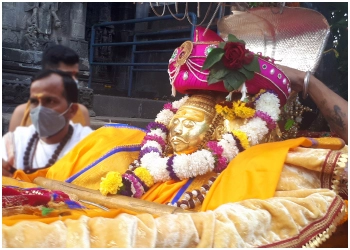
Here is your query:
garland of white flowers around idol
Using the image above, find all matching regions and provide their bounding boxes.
[99,90,281,209]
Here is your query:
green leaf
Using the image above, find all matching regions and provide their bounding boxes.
[284,119,295,130]
[227,34,246,44]
[207,73,223,85]
[238,67,255,80]
[201,48,225,71]
[243,56,260,73]
[219,42,225,49]
[223,79,235,92]
[224,71,246,90]
[41,207,54,216]
[207,61,230,84]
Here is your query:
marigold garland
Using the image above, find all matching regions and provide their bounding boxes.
[100,172,123,196]
[232,130,250,150]
[233,101,255,118]
[215,104,236,121]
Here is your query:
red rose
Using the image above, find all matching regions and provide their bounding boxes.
[222,42,253,69]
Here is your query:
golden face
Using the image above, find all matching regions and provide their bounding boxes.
[168,107,211,154]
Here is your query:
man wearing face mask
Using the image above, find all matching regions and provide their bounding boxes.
[2,70,93,177]
[8,45,91,132]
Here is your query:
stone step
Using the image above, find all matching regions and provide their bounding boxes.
[90,116,154,130]
[93,94,168,119]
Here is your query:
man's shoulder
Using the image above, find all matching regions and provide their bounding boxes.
[13,124,35,135]
[13,103,28,114]
[71,123,93,138]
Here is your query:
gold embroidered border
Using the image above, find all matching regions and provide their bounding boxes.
[320,150,341,191]
[259,195,345,248]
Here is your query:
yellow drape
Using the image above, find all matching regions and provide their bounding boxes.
[45,125,145,187]
[5,123,345,225]
[201,137,345,211]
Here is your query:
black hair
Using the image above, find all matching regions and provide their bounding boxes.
[41,45,79,69]
[31,69,78,103]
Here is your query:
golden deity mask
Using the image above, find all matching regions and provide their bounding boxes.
[168,93,219,154]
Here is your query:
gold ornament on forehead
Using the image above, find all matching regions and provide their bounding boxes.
[175,41,193,66]
[179,94,217,120]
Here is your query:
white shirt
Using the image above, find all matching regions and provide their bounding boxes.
[2,122,93,171]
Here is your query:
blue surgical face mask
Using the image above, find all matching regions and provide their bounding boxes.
[29,104,72,138]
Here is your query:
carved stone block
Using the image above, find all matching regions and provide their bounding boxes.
[80,58,90,72]
[69,39,89,59]
[3,47,42,65]
[78,87,94,109]
[2,29,20,48]
[2,5,17,28]
[2,80,31,104]
[71,23,85,39]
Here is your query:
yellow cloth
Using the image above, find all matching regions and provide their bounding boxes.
[12,125,145,184]
[20,100,88,127]
[6,125,345,225]
[45,125,145,189]
[2,128,347,247]
[202,137,309,211]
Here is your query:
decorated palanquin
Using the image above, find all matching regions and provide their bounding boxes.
[2,7,348,248]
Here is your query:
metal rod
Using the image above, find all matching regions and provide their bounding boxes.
[128,34,137,97]
[92,14,188,28]
[92,38,188,47]
[218,3,224,20]
[79,199,109,211]
[133,50,173,54]
[132,68,167,72]
[88,27,96,88]
[90,62,169,66]
[135,29,191,37]
[188,12,197,41]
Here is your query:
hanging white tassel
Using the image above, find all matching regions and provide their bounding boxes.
[171,84,176,97]
[239,82,247,101]
[168,66,180,97]
[225,91,234,101]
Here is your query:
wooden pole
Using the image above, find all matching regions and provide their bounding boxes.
[33,177,191,217]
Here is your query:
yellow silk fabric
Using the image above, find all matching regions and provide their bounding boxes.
[45,125,145,189]
[141,180,188,204]
[13,125,145,185]
[20,100,88,127]
[202,138,306,211]
[201,137,345,211]
[5,123,345,226]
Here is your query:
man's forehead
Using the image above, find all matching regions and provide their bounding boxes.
[57,62,79,72]
[30,74,64,95]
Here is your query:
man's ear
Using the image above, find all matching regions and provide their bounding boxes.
[67,103,78,120]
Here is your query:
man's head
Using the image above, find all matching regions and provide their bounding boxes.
[168,94,219,154]
[42,45,80,81]
[29,70,79,138]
